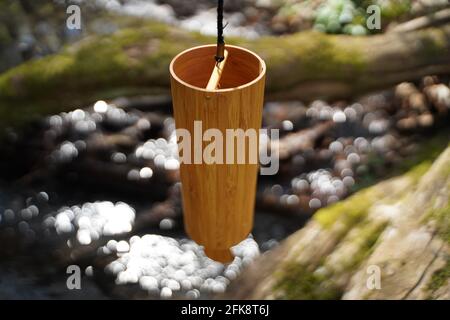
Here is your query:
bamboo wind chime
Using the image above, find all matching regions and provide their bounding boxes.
[169,0,266,263]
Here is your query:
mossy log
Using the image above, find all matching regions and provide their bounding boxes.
[223,134,450,300]
[1,21,450,129]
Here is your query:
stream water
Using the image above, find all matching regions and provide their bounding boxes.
[1,81,449,299]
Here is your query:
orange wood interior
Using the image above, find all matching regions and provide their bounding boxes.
[172,45,261,90]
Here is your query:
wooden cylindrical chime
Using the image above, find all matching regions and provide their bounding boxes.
[169,0,266,263]
[169,44,266,262]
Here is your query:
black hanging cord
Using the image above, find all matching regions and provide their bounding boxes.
[215,0,225,63]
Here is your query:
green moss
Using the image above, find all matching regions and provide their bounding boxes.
[0,21,206,99]
[0,21,210,129]
[419,140,450,243]
[314,186,378,229]
[245,30,367,93]
[425,202,450,244]
[273,263,343,300]
[342,220,387,270]
[274,208,387,299]
[417,28,449,63]
[427,259,450,294]
[378,0,412,20]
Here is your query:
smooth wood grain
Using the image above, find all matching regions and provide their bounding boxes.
[170,44,266,262]
[206,49,229,90]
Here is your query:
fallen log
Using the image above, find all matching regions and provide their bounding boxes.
[1,20,450,129]
[388,8,450,33]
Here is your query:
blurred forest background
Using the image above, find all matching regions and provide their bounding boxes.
[0,0,449,299]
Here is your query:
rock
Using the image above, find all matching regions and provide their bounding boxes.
[223,138,450,299]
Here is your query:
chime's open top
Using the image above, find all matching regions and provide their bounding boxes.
[170,44,266,92]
